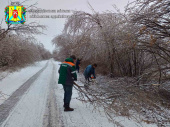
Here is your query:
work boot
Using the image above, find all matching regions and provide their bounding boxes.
[64,103,74,112]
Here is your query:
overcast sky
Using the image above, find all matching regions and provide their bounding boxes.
[0,0,134,52]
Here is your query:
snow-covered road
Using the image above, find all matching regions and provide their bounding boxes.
[0,59,157,127]
[0,60,115,127]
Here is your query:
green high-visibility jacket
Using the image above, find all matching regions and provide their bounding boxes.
[58,58,77,85]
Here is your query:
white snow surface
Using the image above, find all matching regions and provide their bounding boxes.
[1,61,50,127]
[0,60,158,127]
[0,61,48,105]
[55,62,114,127]
[54,61,157,127]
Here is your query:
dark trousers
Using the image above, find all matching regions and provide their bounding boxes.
[62,85,73,104]
[85,76,90,82]
[76,66,79,73]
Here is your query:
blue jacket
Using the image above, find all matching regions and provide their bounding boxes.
[83,65,96,79]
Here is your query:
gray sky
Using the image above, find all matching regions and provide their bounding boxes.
[0,0,134,53]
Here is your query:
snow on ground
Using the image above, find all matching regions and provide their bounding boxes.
[1,60,52,127]
[54,61,157,127]
[0,61,47,105]
[0,60,160,127]
[54,61,115,127]
[0,71,10,81]
[55,85,115,127]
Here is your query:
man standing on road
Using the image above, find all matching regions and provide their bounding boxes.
[83,63,97,86]
[76,58,81,73]
[58,55,77,111]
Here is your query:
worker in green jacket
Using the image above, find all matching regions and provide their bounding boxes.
[58,55,77,111]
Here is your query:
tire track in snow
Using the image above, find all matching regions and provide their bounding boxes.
[0,61,48,125]
[43,61,64,127]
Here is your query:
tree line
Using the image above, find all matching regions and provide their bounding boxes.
[53,0,170,84]
[0,22,51,70]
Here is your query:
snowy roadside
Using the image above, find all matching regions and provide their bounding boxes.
[0,71,10,81]
[54,61,159,127]
[0,60,48,105]
[0,59,167,127]
[54,61,115,127]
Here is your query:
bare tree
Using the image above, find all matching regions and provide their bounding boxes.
[0,1,51,69]
[52,1,170,126]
